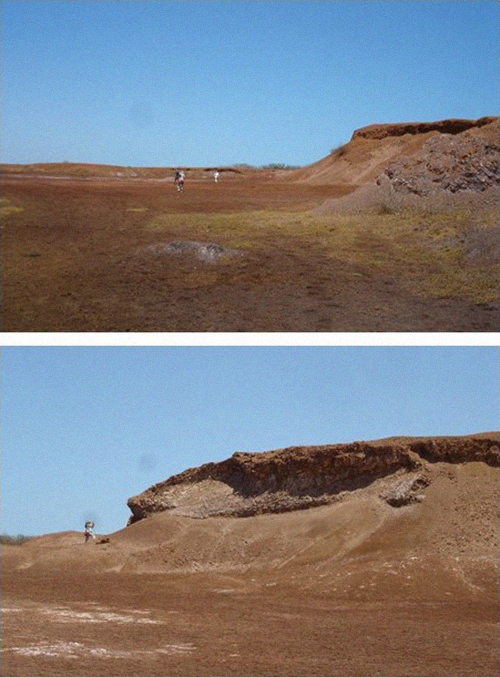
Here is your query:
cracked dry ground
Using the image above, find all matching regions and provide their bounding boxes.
[1,176,497,331]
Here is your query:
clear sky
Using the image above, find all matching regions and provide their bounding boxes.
[2,0,498,167]
[1,346,498,536]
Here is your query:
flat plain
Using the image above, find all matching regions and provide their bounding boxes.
[1,170,497,331]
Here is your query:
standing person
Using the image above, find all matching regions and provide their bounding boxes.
[174,169,185,192]
[213,170,219,183]
[84,520,96,543]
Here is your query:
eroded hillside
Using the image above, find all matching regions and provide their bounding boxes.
[3,432,498,677]
[127,433,499,522]
[291,116,498,186]
[4,431,498,612]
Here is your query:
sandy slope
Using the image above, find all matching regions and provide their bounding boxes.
[4,455,498,591]
[295,116,499,215]
[290,117,498,185]
[2,447,499,676]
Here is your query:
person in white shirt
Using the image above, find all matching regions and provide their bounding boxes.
[84,520,96,543]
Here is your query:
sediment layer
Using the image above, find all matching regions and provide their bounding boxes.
[127,433,499,523]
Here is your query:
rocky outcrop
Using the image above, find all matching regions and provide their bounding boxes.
[379,472,431,507]
[352,117,497,140]
[127,433,499,523]
[378,118,499,195]
[309,116,499,214]
[291,116,499,201]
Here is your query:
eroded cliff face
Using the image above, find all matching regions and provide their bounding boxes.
[351,117,497,140]
[127,433,499,524]
[291,116,499,189]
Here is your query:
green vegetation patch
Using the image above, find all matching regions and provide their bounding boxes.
[147,207,499,303]
[147,211,277,250]
[0,198,24,218]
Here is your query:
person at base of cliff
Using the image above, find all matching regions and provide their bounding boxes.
[84,520,96,543]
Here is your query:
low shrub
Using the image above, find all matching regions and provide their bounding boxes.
[0,534,34,545]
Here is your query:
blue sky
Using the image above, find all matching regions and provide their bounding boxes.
[2,1,498,167]
[1,346,498,536]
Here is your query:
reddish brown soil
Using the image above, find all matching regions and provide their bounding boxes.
[2,567,497,677]
[289,117,498,186]
[1,175,497,332]
[2,458,498,677]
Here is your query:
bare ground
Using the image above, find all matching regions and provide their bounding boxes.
[1,174,498,332]
[2,569,497,677]
[2,460,498,676]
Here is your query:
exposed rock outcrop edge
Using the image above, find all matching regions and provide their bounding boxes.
[351,117,497,140]
[127,433,499,524]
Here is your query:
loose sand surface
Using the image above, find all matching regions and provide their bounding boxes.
[2,461,498,676]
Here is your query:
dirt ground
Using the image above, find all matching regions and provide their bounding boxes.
[2,461,498,677]
[2,568,497,677]
[1,175,497,332]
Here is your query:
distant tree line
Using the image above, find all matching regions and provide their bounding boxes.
[260,163,301,170]
[232,163,302,170]
[0,534,34,545]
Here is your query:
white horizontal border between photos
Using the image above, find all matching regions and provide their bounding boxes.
[1,333,499,347]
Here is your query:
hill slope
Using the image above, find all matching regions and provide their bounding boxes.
[3,433,498,677]
[3,433,496,604]
[290,116,498,186]
[4,434,498,593]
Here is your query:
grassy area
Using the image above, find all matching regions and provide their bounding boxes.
[147,207,499,303]
[0,197,24,218]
